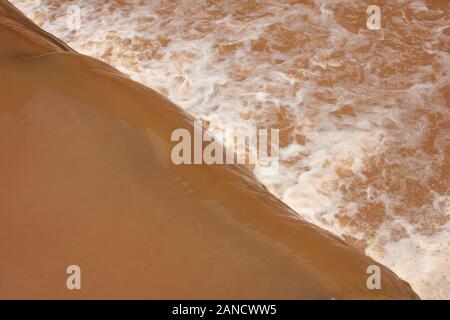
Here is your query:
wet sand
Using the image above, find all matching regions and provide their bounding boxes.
[0,2,418,299]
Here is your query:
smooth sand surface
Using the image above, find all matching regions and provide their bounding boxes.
[0,1,418,299]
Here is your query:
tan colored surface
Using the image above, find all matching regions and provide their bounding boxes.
[9,0,449,298]
[0,1,417,299]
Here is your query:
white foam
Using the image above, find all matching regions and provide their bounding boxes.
[11,0,450,299]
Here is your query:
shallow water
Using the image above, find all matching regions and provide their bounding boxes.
[9,0,449,298]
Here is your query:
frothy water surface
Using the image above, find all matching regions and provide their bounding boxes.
[11,0,449,299]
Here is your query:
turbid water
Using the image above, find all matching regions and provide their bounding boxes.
[0,1,419,299]
[11,0,448,299]
[4,0,449,299]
